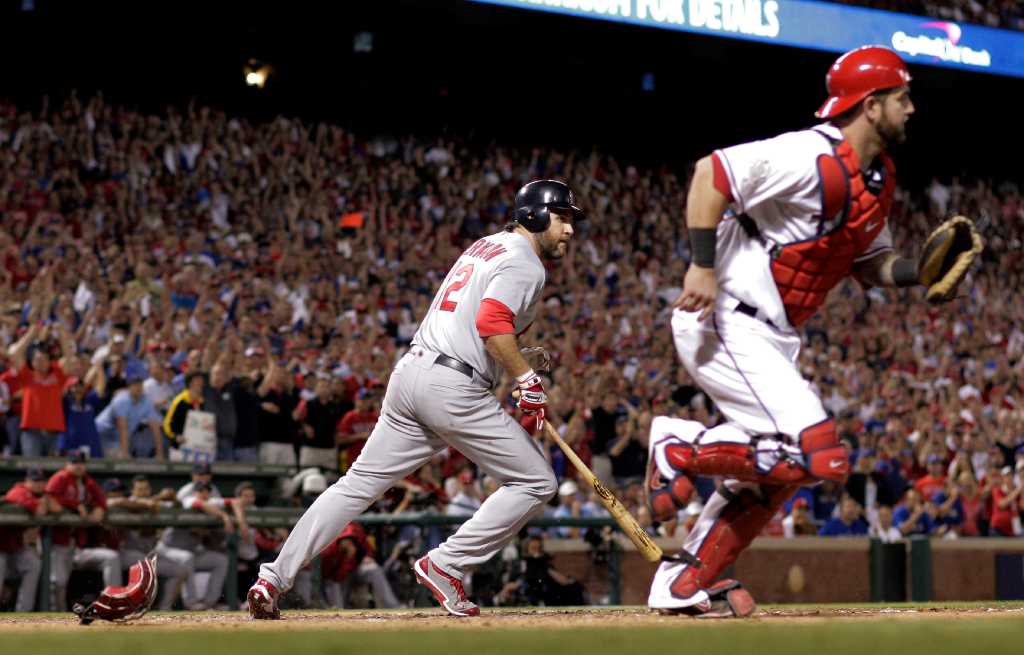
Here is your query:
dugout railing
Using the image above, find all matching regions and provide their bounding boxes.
[0,507,630,611]
[4,506,1024,610]
[0,457,293,504]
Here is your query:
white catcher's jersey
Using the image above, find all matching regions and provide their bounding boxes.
[712,123,894,330]
[413,230,545,385]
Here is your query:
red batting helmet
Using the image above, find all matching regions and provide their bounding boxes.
[815,46,911,119]
[73,553,158,624]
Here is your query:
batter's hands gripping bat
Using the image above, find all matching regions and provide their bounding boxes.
[541,420,700,568]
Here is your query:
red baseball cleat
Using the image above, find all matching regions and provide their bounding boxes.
[413,555,479,617]
[247,578,281,620]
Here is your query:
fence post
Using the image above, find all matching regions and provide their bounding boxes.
[909,536,933,602]
[869,538,882,602]
[226,532,239,610]
[869,538,907,602]
[39,526,52,612]
[608,537,621,606]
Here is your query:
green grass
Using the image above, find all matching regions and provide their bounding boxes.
[3,620,1024,655]
[3,604,1024,655]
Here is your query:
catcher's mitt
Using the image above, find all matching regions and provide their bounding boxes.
[917,215,984,303]
[520,346,551,373]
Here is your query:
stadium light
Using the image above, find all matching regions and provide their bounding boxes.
[244,60,271,89]
[245,70,266,88]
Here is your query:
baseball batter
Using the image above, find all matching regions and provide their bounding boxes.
[644,46,979,618]
[248,180,581,618]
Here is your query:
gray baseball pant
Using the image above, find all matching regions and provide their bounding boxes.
[259,350,556,591]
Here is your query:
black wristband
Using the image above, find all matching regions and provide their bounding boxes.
[892,257,919,287]
[689,228,717,268]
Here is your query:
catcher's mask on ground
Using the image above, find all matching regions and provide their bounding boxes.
[74,553,159,625]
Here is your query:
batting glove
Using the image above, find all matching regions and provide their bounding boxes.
[515,369,547,431]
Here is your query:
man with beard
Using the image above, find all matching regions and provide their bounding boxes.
[643,47,967,618]
[249,180,580,619]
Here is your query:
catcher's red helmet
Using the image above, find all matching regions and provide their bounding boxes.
[816,46,911,119]
[74,553,158,624]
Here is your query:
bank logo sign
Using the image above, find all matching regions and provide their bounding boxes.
[891,21,992,68]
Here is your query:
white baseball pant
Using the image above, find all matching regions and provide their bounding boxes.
[50,545,122,611]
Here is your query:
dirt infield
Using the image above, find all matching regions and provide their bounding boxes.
[1,604,1022,632]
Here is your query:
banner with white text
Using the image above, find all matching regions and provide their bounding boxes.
[468,0,1024,78]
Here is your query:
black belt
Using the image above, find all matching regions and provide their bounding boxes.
[435,354,474,378]
[735,301,776,328]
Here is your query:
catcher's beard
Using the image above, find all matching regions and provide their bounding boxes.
[876,114,907,147]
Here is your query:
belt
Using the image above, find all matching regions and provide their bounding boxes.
[434,354,474,378]
[734,301,777,329]
[410,346,475,379]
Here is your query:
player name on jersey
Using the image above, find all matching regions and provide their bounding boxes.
[463,239,508,262]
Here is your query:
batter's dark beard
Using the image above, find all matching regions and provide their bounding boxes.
[539,236,566,260]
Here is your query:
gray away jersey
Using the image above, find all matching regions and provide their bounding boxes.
[412,230,546,385]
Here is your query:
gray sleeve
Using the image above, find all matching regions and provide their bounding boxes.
[481,259,544,317]
[854,224,894,263]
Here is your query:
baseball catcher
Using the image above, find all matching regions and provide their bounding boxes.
[647,45,985,619]
[73,553,158,624]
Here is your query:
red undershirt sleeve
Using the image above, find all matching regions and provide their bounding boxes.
[711,152,734,202]
[476,298,516,338]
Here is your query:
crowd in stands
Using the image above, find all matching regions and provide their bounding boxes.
[1,91,1023,611]
[829,0,1024,30]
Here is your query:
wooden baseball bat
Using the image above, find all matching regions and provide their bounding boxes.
[542,420,663,563]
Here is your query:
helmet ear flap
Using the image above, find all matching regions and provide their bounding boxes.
[514,206,531,225]
[513,206,550,232]
[531,206,551,232]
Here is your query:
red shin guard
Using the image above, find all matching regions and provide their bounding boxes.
[670,485,798,601]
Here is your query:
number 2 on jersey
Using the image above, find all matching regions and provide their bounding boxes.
[439,263,475,312]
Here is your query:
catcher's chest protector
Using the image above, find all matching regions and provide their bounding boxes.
[769,138,895,326]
